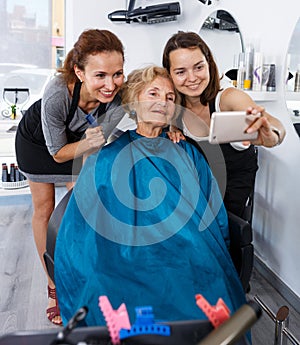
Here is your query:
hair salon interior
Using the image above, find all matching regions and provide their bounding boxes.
[1,0,300,344]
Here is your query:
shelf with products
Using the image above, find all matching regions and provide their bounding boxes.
[229,50,278,102]
[1,159,28,193]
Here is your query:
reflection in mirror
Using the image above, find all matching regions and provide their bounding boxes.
[199,10,243,86]
[286,17,300,136]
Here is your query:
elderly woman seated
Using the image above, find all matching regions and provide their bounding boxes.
[54,65,246,326]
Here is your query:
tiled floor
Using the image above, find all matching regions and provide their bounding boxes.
[247,268,300,344]
[0,190,299,344]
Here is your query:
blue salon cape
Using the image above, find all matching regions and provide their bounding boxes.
[54,130,246,326]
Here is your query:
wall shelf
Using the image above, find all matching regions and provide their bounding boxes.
[290,115,300,123]
[245,91,278,102]
[285,91,300,101]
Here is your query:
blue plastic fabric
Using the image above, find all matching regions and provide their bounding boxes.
[54,130,246,326]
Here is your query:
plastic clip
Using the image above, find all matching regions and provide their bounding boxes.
[98,295,131,345]
[119,306,170,339]
[195,294,230,328]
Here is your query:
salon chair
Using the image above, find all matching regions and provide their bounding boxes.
[43,189,253,292]
[240,190,254,225]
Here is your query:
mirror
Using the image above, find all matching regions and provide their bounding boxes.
[285,17,300,136]
[199,10,244,85]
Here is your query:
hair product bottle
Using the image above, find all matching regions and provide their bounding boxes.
[266,64,276,92]
[1,163,8,182]
[252,52,263,91]
[243,45,254,90]
[231,53,239,87]
[294,65,300,92]
[9,163,15,182]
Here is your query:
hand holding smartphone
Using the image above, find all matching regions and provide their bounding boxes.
[208,111,260,144]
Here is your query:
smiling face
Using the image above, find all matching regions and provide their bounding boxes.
[136,76,176,129]
[75,51,124,103]
[169,47,210,99]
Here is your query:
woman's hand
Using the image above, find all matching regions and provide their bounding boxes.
[243,106,283,147]
[53,126,106,164]
[167,125,186,143]
[85,126,106,151]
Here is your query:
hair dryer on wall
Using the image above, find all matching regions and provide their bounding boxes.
[108,0,181,24]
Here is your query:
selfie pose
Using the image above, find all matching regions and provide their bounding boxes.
[162,31,286,218]
[54,66,246,327]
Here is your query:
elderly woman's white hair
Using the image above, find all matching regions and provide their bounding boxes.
[121,65,181,120]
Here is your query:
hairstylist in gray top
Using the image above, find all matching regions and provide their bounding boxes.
[15,29,126,326]
[42,75,123,158]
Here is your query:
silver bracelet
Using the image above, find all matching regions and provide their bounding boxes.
[271,126,282,146]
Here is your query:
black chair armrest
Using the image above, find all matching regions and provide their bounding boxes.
[228,211,253,292]
[228,211,252,246]
[43,188,73,282]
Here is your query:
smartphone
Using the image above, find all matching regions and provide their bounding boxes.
[208,111,260,144]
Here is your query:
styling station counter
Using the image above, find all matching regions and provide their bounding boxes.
[0,118,30,197]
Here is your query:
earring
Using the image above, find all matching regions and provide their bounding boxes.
[129,109,137,117]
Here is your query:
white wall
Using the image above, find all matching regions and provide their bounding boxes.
[65,0,300,297]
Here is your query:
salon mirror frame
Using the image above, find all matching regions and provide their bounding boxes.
[199,9,244,85]
[285,17,300,137]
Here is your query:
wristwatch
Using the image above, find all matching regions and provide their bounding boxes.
[271,126,282,146]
